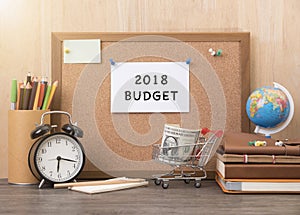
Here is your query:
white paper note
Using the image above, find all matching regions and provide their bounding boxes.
[63,39,101,63]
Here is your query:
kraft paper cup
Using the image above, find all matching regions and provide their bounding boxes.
[8,110,50,185]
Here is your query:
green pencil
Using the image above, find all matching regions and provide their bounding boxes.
[10,79,17,110]
[42,84,52,110]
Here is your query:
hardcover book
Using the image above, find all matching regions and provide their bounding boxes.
[216,171,300,193]
[216,158,300,179]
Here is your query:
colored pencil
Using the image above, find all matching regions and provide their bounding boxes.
[18,84,25,110]
[26,72,32,85]
[28,77,38,110]
[10,79,17,110]
[22,82,32,110]
[45,80,58,110]
[37,82,46,109]
[33,82,41,110]
[42,84,52,110]
[16,82,22,110]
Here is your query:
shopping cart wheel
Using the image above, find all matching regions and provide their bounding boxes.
[162,182,169,189]
[154,179,161,186]
[184,179,190,184]
[194,180,201,188]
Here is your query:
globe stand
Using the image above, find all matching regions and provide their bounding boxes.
[254,82,294,138]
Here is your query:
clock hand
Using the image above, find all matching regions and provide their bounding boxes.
[57,156,61,172]
[60,157,77,162]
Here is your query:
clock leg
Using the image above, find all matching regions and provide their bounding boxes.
[38,179,45,189]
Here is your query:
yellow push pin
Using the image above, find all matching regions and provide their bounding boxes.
[64,48,70,54]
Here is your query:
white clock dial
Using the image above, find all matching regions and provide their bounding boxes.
[34,133,84,183]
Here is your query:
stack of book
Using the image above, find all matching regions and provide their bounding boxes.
[215,132,300,193]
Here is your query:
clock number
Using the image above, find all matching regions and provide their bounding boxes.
[41,166,46,171]
[72,146,75,152]
[67,170,71,176]
[65,140,68,146]
[41,149,47,154]
[73,163,76,169]
[56,138,61,144]
[49,171,53,177]
[58,173,62,179]
[47,142,52,147]
[37,157,43,162]
[75,155,79,160]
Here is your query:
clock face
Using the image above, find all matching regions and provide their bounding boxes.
[34,133,85,183]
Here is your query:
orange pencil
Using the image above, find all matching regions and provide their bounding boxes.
[37,82,46,109]
[16,82,22,110]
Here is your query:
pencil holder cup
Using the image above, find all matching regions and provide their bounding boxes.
[8,110,50,184]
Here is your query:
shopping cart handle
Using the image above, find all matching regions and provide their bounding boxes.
[201,127,210,135]
[214,130,224,138]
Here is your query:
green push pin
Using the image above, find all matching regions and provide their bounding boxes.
[216,49,222,56]
[248,141,255,146]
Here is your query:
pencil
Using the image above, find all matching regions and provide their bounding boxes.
[33,82,41,110]
[28,77,38,110]
[22,82,32,110]
[42,84,52,110]
[37,82,46,109]
[16,82,22,110]
[26,72,32,85]
[54,178,146,189]
[18,84,25,110]
[10,79,17,110]
[43,77,48,100]
[45,80,58,110]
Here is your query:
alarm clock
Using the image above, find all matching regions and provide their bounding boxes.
[28,111,85,188]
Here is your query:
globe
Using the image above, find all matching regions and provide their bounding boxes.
[246,86,290,128]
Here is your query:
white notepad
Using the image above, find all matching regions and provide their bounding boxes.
[70,181,149,194]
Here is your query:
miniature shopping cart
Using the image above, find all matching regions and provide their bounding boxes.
[152,130,223,189]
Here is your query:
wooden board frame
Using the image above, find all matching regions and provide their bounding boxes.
[51,32,250,178]
[52,32,250,130]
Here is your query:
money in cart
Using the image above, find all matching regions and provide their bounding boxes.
[152,125,223,189]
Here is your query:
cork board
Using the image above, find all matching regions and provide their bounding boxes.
[51,32,250,179]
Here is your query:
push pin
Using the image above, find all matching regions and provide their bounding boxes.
[208,48,222,56]
[64,48,70,54]
[248,140,267,147]
[109,58,115,66]
[185,58,191,65]
[208,48,216,56]
[275,140,284,147]
[216,49,222,56]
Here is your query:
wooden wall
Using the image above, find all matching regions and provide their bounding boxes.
[1,0,299,178]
